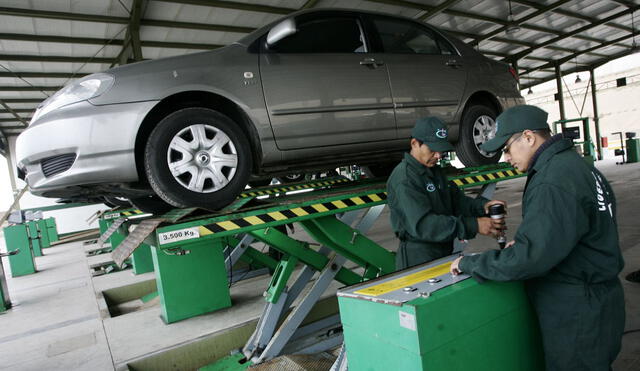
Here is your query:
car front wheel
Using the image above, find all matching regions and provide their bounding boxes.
[454,105,501,166]
[144,108,251,211]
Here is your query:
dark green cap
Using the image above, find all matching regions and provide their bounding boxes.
[480,105,550,152]
[411,117,455,152]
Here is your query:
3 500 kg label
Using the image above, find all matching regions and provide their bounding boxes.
[158,227,200,245]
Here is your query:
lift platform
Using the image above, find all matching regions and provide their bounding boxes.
[108,163,525,367]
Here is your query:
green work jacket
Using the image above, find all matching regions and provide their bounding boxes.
[459,138,625,371]
[387,153,487,269]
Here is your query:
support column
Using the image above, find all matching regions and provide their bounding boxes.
[590,68,603,160]
[4,152,20,210]
[555,63,566,121]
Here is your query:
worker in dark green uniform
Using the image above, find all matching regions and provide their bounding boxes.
[450,105,625,371]
[387,116,506,270]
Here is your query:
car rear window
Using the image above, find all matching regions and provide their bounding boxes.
[270,17,366,53]
[373,17,455,55]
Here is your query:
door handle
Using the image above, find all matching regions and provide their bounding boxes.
[446,59,463,68]
[360,58,385,68]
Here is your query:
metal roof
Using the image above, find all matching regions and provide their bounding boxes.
[0,0,638,140]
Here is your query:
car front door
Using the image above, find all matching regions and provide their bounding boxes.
[259,15,396,150]
[368,16,467,139]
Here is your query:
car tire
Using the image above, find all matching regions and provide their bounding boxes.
[144,107,252,211]
[248,178,273,188]
[130,195,174,215]
[276,173,305,184]
[454,105,501,166]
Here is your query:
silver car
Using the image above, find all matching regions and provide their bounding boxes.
[16,8,523,213]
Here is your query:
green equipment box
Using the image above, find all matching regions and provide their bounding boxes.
[337,256,544,371]
[3,224,37,277]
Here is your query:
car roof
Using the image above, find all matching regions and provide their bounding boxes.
[236,7,450,47]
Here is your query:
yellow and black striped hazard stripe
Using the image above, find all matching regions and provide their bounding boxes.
[240,178,350,198]
[122,209,145,216]
[451,169,523,187]
[199,192,387,235]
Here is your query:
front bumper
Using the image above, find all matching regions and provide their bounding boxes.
[15,100,158,197]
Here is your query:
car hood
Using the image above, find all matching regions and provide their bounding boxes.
[90,43,252,105]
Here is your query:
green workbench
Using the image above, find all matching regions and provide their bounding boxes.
[337,257,544,371]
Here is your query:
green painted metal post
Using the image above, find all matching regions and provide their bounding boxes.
[26,221,43,257]
[0,258,11,311]
[3,224,37,276]
[151,238,231,323]
[37,219,51,248]
[45,217,58,242]
[131,243,155,275]
[0,284,8,312]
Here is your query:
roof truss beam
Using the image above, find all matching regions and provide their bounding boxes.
[511,5,640,61]
[0,54,113,64]
[521,32,635,77]
[0,33,222,50]
[417,0,463,21]
[512,0,633,34]
[152,0,292,15]
[0,99,28,126]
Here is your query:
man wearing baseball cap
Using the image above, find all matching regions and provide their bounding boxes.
[387,116,506,269]
[450,105,625,370]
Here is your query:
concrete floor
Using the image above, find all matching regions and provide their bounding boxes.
[0,158,638,370]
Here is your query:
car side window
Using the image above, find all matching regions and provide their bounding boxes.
[270,17,366,53]
[373,18,451,55]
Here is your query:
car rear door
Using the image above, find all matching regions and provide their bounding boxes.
[259,14,396,150]
[367,15,467,139]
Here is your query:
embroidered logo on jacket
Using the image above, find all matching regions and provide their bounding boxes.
[426,183,436,192]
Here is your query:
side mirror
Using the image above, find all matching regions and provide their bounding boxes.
[266,18,297,46]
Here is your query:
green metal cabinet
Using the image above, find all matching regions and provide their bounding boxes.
[626,138,640,163]
[338,260,544,371]
[3,224,37,276]
[151,239,231,323]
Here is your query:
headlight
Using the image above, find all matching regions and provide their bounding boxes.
[32,73,114,123]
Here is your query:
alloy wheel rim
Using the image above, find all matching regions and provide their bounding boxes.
[472,115,497,157]
[167,124,238,193]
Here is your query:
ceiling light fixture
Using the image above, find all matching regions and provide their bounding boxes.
[505,0,521,35]
[574,57,582,84]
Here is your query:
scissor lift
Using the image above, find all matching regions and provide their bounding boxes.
[109,163,525,367]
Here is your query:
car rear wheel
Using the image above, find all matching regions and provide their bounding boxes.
[276,173,305,184]
[454,105,501,166]
[144,108,251,211]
